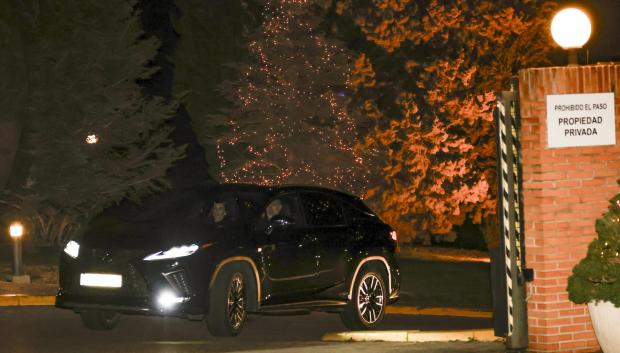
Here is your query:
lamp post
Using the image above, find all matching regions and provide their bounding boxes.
[551,8,592,66]
[9,221,30,283]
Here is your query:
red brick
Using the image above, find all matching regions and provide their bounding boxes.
[573,332,597,340]
[566,170,595,179]
[559,324,587,333]
[521,65,619,352]
[558,308,587,319]
[556,180,582,188]
[571,315,593,324]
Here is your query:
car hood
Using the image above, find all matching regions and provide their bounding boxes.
[81,219,225,251]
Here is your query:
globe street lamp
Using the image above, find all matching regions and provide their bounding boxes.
[551,8,592,65]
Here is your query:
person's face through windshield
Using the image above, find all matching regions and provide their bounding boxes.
[212,202,227,223]
[265,199,282,220]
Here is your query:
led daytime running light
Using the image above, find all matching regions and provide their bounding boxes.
[143,244,199,261]
[64,240,80,259]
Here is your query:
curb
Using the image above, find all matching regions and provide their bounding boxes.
[0,295,55,306]
[387,306,492,319]
[397,249,490,263]
[321,328,500,343]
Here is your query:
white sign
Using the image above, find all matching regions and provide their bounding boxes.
[546,92,616,148]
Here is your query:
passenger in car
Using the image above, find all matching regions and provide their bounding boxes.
[265,199,283,220]
[254,198,291,233]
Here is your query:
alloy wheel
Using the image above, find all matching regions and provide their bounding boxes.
[227,272,246,330]
[357,273,384,324]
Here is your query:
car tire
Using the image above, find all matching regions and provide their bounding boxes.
[340,268,386,330]
[79,310,120,330]
[206,265,247,337]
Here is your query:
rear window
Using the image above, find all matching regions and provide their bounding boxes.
[341,197,379,222]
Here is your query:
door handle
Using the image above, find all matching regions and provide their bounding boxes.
[259,244,276,253]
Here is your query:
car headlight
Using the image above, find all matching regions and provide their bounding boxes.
[64,240,80,259]
[143,244,199,261]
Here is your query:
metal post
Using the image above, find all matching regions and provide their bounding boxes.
[12,236,23,276]
[8,222,29,283]
[567,49,578,66]
[495,77,530,352]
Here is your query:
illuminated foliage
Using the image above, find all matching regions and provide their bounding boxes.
[208,0,372,193]
[0,0,184,245]
[340,0,557,241]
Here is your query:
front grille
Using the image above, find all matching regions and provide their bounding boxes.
[67,248,149,297]
[163,270,193,296]
[125,263,148,296]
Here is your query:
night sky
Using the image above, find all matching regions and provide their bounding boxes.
[574,0,620,63]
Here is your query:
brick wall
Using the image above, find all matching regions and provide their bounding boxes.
[520,64,620,353]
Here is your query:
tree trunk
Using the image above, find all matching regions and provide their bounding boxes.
[0,120,20,192]
[482,214,500,250]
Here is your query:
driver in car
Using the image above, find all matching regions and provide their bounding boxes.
[207,199,238,231]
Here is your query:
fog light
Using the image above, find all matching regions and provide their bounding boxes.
[157,290,187,310]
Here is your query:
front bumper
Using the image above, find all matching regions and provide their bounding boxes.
[56,249,206,318]
[56,292,153,314]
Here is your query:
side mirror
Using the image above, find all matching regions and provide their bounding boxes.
[265,215,295,235]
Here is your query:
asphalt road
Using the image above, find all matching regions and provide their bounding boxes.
[0,307,501,353]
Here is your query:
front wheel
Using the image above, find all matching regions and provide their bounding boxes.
[79,310,120,330]
[340,269,386,330]
[206,266,247,337]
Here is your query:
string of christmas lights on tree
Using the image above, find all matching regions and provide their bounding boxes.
[213,0,370,193]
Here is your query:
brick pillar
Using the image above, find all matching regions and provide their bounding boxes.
[520,64,620,353]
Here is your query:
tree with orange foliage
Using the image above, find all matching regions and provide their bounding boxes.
[339,0,557,244]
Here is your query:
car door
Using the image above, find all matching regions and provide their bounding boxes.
[254,192,320,302]
[299,192,349,290]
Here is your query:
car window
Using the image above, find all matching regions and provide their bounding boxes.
[341,200,378,222]
[300,192,345,227]
[253,193,303,232]
[203,194,240,227]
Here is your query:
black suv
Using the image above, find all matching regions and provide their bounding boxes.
[56,184,400,336]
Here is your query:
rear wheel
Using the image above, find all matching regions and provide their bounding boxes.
[79,310,120,330]
[340,269,386,330]
[206,266,247,336]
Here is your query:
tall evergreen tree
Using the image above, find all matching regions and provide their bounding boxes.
[338,0,557,242]
[207,0,371,193]
[0,0,184,245]
[171,0,260,178]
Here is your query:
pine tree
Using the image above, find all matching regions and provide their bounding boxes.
[338,0,557,242]
[171,0,260,176]
[204,0,371,193]
[569,183,620,305]
[0,0,184,245]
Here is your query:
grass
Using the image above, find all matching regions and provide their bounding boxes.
[0,245,61,284]
[396,256,492,310]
